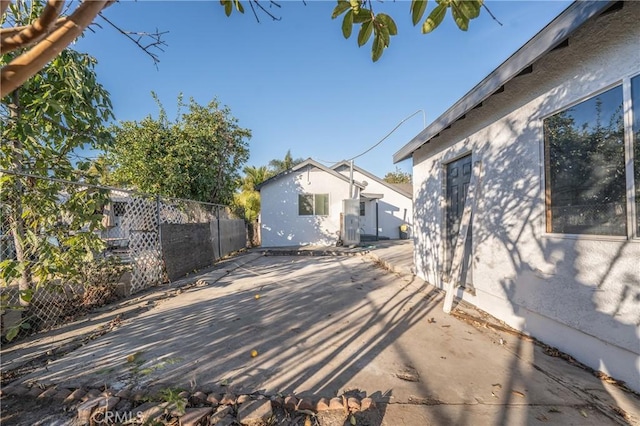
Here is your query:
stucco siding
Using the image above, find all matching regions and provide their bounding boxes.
[260,168,349,247]
[412,4,640,389]
[350,170,413,239]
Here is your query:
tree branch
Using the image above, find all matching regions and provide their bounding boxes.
[0,0,11,19]
[252,0,281,21]
[1,0,111,98]
[1,0,65,54]
[97,12,168,67]
[483,4,503,27]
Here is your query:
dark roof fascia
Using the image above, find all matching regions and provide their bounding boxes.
[256,158,365,191]
[332,161,412,199]
[392,0,615,163]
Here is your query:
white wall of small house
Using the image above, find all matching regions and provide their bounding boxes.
[335,168,413,239]
[260,167,351,247]
[412,4,640,390]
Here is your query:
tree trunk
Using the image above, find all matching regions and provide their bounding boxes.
[7,89,32,308]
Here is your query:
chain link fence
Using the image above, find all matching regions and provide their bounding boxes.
[1,171,246,342]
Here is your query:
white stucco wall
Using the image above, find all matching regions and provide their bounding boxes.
[412,4,640,390]
[260,166,350,247]
[334,167,413,239]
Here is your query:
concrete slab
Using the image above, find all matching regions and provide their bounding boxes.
[2,246,638,425]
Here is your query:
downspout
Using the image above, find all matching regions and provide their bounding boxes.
[349,160,354,199]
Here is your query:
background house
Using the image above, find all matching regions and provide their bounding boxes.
[258,159,413,247]
[394,1,640,391]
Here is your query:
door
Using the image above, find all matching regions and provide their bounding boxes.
[445,155,473,289]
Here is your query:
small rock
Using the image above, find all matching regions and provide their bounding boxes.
[210,405,232,424]
[114,398,133,412]
[76,397,102,424]
[52,388,72,401]
[329,397,343,410]
[115,388,131,399]
[135,402,165,422]
[284,396,298,410]
[270,396,283,407]
[28,387,43,398]
[215,416,236,426]
[207,393,221,406]
[178,390,191,400]
[360,398,375,411]
[65,388,86,403]
[101,388,114,397]
[316,398,330,411]
[37,387,59,399]
[347,397,360,411]
[83,388,101,401]
[237,399,273,426]
[4,383,29,396]
[237,394,251,405]
[179,407,213,426]
[297,398,314,411]
[220,392,237,405]
[191,391,208,405]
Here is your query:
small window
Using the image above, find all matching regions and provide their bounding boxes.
[359,201,366,216]
[544,85,626,235]
[298,194,329,216]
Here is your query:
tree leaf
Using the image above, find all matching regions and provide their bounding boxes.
[372,33,384,62]
[342,9,354,38]
[451,4,469,31]
[224,0,232,16]
[422,4,447,33]
[332,0,351,19]
[377,13,397,35]
[353,8,372,24]
[358,20,373,47]
[234,0,244,13]
[5,326,18,342]
[411,0,428,26]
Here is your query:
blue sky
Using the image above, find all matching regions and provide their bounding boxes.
[73,0,572,178]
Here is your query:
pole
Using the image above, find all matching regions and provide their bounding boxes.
[349,160,354,199]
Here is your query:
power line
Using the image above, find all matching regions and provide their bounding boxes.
[316,109,425,165]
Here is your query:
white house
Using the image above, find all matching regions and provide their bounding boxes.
[394,1,640,391]
[258,159,413,247]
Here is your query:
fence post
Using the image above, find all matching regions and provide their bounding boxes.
[156,194,162,280]
[216,205,222,260]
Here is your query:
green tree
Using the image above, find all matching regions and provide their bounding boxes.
[1,2,114,331]
[268,150,304,174]
[383,167,412,184]
[108,94,251,204]
[233,165,273,222]
[1,0,488,97]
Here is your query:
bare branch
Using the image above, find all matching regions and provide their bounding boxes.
[483,4,503,27]
[98,12,168,67]
[248,0,260,23]
[1,0,110,97]
[253,0,281,21]
[1,0,66,54]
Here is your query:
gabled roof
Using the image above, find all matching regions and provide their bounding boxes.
[256,158,366,190]
[393,0,617,163]
[331,161,412,199]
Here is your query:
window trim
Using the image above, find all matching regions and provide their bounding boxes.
[540,73,640,240]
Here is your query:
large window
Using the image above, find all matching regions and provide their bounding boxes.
[544,75,640,237]
[632,75,640,236]
[298,194,329,216]
[544,85,625,235]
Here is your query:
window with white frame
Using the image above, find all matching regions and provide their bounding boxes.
[543,74,640,237]
[298,194,329,216]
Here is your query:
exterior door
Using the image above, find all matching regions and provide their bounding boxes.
[445,155,473,288]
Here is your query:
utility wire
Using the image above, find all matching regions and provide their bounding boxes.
[316,109,425,165]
